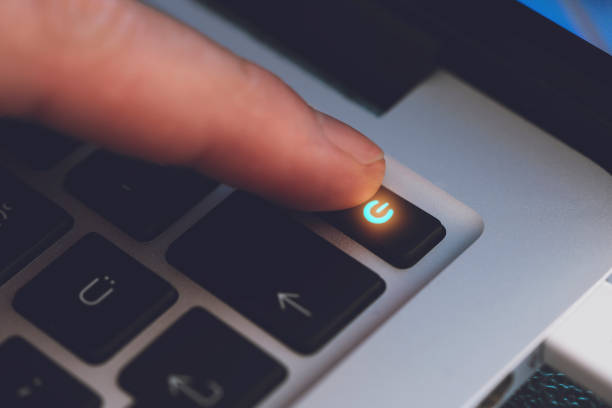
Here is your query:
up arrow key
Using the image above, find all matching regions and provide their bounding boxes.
[277,292,312,318]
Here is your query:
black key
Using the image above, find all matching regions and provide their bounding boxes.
[167,192,385,354]
[0,120,78,170]
[65,150,218,241]
[322,186,446,269]
[0,168,73,286]
[13,234,178,364]
[120,308,286,408]
[0,337,101,408]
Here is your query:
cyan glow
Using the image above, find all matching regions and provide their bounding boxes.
[363,200,394,224]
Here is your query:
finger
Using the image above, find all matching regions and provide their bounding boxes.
[0,0,385,210]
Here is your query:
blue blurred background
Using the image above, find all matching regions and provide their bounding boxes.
[518,0,612,55]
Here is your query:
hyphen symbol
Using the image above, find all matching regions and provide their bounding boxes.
[363,200,394,224]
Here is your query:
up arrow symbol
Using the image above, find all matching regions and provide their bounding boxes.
[277,292,312,318]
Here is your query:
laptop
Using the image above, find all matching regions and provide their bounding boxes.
[0,0,610,407]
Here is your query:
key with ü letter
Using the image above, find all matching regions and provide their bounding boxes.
[322,187,446,268]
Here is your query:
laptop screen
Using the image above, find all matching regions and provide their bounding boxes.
[518,0,612,55]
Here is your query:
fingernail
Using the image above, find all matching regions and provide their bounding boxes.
[316,111,384,165]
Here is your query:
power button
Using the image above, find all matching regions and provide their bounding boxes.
[363,200,394,224]
[321,187,445,268]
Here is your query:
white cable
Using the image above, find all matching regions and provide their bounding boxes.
[544,268,612,404]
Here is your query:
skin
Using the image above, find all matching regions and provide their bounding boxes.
[0,0,385,210]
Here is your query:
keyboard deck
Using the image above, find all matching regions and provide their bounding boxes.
[0,115,480,407]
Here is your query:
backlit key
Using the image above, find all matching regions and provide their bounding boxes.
[322,186,445,268]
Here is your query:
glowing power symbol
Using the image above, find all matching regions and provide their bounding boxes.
[363,200,394,224]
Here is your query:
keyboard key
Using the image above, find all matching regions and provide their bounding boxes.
[119,308,286,408]
[0,168,73,286]
[0,119,78,170]
[167,192,385,354]
[65,150,218,241]
[0,337,101,408]
[13,234,178,364]
[322,186,446,268]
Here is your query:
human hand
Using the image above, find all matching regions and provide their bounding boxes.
[0,0,385,210]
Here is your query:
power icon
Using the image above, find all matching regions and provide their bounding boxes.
[363,200,394,224]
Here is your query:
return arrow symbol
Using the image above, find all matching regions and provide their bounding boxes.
[168,374,224,407]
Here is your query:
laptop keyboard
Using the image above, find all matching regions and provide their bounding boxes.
[504,364,611,408]
[0,118,454,407]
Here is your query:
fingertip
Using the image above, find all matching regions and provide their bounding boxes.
[316,111,384,165]
[321,157,386,211]
[270,156,386,212]
[2,0,386,214]
[353,157,387,204]
[271,111,384,211]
